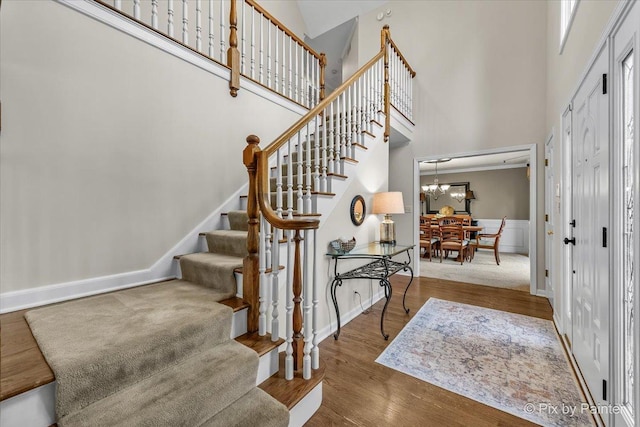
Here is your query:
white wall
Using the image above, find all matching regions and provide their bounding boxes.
[0,0,307,294]
[355,0,548,290]
[545,0,620,303]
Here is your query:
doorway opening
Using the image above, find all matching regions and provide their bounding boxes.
[413,145,538,295]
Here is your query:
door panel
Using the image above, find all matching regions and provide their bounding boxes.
[571,43,610,408]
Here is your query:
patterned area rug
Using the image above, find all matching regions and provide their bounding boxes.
[376,299,592,426]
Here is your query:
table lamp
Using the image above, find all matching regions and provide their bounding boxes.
[372,192,405,245]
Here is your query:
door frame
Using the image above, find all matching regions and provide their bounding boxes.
[412,144,538,295]
[544,130,556,319]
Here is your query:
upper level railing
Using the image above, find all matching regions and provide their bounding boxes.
[243,25,415,381]
[387,37,416,122]
[99,0,325,106]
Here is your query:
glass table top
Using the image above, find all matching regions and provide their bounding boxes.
[326,242,414,257]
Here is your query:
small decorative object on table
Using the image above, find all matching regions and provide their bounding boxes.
[330,237,356,253]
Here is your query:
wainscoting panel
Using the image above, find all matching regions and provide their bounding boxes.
[475,219,529,255]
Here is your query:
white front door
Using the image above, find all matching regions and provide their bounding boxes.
[571,42,610,411]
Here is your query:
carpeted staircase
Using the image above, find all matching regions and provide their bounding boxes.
[25,210,289,427]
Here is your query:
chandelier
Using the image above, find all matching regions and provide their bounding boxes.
[422,159,450,199]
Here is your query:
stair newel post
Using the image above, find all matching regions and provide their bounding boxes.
[302,229,312,379]
[292,230,304,373]
[311,228,319,370]
[243,135,261,333]
[383,25,391,142]
[227,0,240,97]
[319,53,326,101]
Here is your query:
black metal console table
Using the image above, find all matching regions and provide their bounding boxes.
[327,242,414,340]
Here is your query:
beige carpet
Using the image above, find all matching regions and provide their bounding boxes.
[421,250,531,292]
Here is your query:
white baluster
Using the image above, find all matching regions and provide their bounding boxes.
[276,148,283,219]
[133,0,140,20]
[259,215,267,336]
[181,0,188,45]
[240,0,245,73]
[288,37,293,99]
[294,42,299,103]
[196,0,202,52]
[285,228,294,380]
[328,101,335,175]
[304,123,312,214]
[340,93,346,160]
[302,51,307,107]
[355,77,361,147]
[219,0,225,62]
[267,21,272,88]
[296,132,304,213]
[345,89,352,159]
[259,15,264,84]
[282,33,287,98]
[168,0,174,37]
[274,29,279,92]
[311,229,319,369]
[287,137,294,219]
[250,8,255,79]
[321,106,328,192]
[151,0,158,29]
[313,116,320,192]
[271,224,280,340]
[114,0,121,10]
[265,224,272,289]
[208,0,214,57]
[302,229,312,379]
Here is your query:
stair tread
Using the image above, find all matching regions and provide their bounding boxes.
[24,280,234,418]
[233,265,285,274]
[236,332,285,357]
[219,297,250,312]
[259,352,325,410]
[327,172,348,179]
[60,340,258,427]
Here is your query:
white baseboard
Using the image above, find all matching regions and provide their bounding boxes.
[0,183,248,314]
[316,289,385,344]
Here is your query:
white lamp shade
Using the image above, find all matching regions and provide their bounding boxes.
[372,191,405,214]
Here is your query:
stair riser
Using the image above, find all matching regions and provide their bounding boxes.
[60,342,259,427]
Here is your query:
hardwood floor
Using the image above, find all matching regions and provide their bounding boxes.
[306,275,552,427]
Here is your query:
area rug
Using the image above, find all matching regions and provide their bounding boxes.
[421,251,531,292]
[376,298,593,426]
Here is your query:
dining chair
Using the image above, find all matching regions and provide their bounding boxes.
[437,217,468,265]
[470,216,507,265]
[420,224,439,261]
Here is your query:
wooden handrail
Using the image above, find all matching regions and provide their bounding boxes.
[262,50,385,157]
[388,37,416,78]
[244,0,322,60]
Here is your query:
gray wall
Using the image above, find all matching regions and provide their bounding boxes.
[421,168,530,220]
